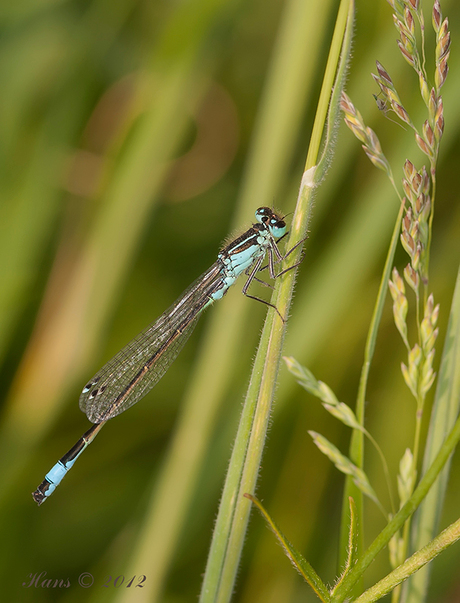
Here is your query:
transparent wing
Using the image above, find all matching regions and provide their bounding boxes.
[79,263,222,423]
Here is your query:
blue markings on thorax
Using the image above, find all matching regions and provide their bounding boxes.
[211,226,270,301]
[209,208,287,303]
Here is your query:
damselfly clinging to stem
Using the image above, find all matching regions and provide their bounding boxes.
[33,207,303,505]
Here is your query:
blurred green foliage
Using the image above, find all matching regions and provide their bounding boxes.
[1,0,459,602]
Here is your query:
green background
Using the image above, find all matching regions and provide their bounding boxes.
[0,0,459,601]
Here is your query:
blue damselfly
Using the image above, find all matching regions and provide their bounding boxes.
[32,207,301,505]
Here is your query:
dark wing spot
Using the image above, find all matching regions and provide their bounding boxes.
[82,376,100,394]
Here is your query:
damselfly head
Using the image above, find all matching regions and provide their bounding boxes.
[254,207,273,224]
[268,217,286,239]
[254,207,286,239]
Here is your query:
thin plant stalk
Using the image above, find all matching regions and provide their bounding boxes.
[340,198,405,564]
[199,1,354,601]
[332,404,460,602]
[354,515,460,603]
[405,268,460,602]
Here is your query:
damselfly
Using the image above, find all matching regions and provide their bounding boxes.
[32,207,301,505]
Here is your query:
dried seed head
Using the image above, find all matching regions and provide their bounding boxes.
[391,101,412,125]
[415,193,425,214]
[423,121,435,149]
[388,0,406,15]
[401,362,417,397]
[378,81,391,100]
[428,88,437,122]
[371,72,411,127]
[415,132,432,157]
[397,40,416,67]
[404,159,415,180]
[432,0,442,32]
[412,242,422,271]
[401,230,416,255]
[404,7,415,35]
[403,207,413,231]
[435,56,449,90]
[344,117,367,144]
[436,26,451,62]
[388,279,399,302]
[420,195,431,222]
[341,93,391,176]
[421,350,436,396]
[372,72,382,88]
[403,343,423,396]
[421,317,432,344]
[435,98,444,139]
[425,293,434,317]
[376,82,398,107]
[421,316,439,354]
[434,15,451,92]
[419,72,430,107]
[376,60,394,86]
[363,146,391,172]
[404,262,419,291]
[418,220,429,247]
[341,94,370,144]
[440,17,449,36]
[432,303,440,326]
[426,328,439,353]
[392,296,409,345]
[409,219,420,241]
[412,172,422,195]
[409,343,422,367]
[398,448,416,507]
[424,348,436,368]
[403,180,412,201]
[400,31,415,55]
[340,92,354,113]
[367,128,383,153]
[421,166,430,193]
[392,266,405,293]
[419,294,441,355]
[389,268,407,303]
[394,16,412,41]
